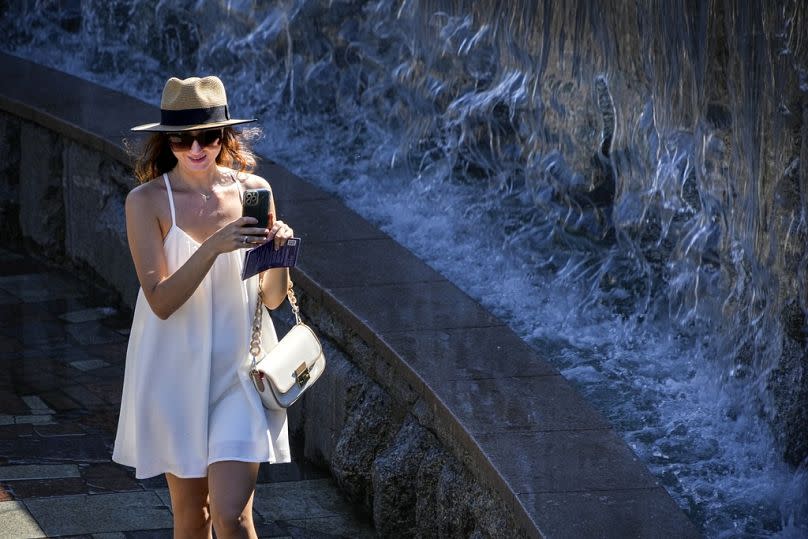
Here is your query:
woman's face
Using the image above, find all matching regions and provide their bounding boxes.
[167,128,223,172]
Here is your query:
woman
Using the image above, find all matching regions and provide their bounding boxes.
[112,76,294,539]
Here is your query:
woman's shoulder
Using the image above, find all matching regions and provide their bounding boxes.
[230,168,270,190]
[126,177,165,208]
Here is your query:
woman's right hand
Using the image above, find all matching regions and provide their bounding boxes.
[205,216,270,254]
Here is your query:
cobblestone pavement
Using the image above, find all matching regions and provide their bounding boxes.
[0,245,374,538]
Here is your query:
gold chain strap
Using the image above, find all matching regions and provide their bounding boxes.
[287,280,302,325]
[249,273,301,367]
[249,273,265,362]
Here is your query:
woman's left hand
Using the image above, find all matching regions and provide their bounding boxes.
[267,219,294,251]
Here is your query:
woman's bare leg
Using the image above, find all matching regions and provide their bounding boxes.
[208,461,260,539]
[165,473,212,539]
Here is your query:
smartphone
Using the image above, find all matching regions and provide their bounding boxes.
[242,188,271,229]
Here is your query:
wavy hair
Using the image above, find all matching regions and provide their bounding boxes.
[129,127,260,184]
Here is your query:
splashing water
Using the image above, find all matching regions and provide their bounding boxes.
[2,1,808,536]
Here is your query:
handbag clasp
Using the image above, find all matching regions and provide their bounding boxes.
[295,363,310,387]
[250,369,265,392]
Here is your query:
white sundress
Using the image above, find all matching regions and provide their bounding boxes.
[112,173,290,479]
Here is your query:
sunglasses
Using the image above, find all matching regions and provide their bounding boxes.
[167,129,223,149]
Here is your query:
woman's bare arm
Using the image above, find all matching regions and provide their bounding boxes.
[126,184,264,319]
[242,176,292,310]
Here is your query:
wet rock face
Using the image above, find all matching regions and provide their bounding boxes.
[330,382,400,511]
[298,308,521,536]
[0,112,21,241]
[371,418,435,535]
[19,123,65,253]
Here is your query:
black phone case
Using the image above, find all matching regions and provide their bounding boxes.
[242,188,271,229]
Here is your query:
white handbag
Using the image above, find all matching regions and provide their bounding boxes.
[249,275,326,408]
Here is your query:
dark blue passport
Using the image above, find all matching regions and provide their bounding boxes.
[241,238,301,280]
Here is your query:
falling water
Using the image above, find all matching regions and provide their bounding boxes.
[2,1,807,536]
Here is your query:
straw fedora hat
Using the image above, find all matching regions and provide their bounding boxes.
[131,76,256,132]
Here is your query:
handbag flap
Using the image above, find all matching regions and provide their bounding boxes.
[260,324,323,394]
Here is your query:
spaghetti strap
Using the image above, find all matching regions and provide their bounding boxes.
[231,171,244,205]
[163,173,176,227]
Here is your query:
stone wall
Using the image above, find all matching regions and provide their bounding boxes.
[0,111,139,305]
[0,109,525,538]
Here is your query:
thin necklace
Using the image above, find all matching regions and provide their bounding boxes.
[172,174,216,201]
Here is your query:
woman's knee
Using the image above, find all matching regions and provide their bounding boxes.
[210,504,252,534]
[207,461,258,536]
[174,503,211,532]
[165,474,211,534]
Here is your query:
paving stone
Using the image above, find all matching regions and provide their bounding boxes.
[0,434,110,462]
[0,335,22,354]
[0,415,15,426]
[257,461,331,483]
[63,384,106,408]
[24,491,173,535]
[138,475,168,490]
[38,389,82,411]
[253,479,359,521]
[0,273,85,302]
[0,390,30,415]
[124,528,174,539]
[83,380,123,405]
[78,409,120,433]
[21,395,55,414]
[51,347,105,365]
[0,464,80,480]
[122,530,173,538]
[12,414,55,425]
[0,288,22,305]
[66,321,127,346]
[282,515,375,539]
[0,251,40,277]
[9,477,88,498]
[0,500,46,538]
[59,307,117,324]
[152,488,171,511]
[92,533,127,539]
[14,342,77,361]
[81,463,141,493]
[70,359,111,371]
[0,302,58,328]
[0,423,34,439]
[82,342,127,364]
[0,319,72,348]
[34,422,87,437]
[253,512,289,537]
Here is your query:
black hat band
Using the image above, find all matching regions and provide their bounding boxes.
[160,105,230,126]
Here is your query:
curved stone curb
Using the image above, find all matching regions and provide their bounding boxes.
[0,51,701,538]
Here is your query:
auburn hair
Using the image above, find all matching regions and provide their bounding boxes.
[130,127,259,184]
